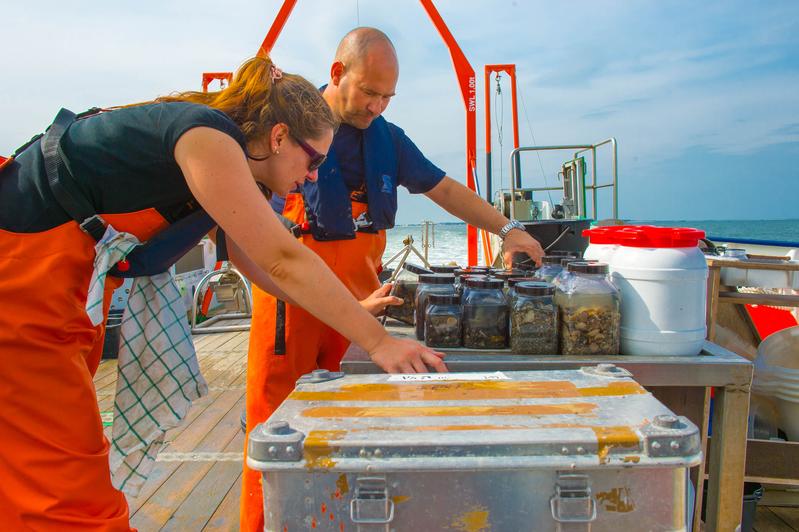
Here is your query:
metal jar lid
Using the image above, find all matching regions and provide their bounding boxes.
[404,263,434,275]
[567,261,609,274]
[427,294,461,306]
[515,281,556,296]
[418,273,456,285]
[507,277,531,288]
[464,277,504,289]
[559,258,580,267]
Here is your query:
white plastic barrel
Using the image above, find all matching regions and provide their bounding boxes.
[610,227,708,356]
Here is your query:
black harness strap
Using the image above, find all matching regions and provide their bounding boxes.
[41,108,106,241]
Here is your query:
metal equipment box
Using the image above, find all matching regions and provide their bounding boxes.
[247,365,701,531]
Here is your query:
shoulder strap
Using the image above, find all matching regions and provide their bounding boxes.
[41,108,106,241]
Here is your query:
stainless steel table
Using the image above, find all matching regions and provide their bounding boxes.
[341,321,754,532]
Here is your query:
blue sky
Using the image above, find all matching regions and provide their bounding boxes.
[2,0,797,223]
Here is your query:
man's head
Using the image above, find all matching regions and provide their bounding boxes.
[324,27,398,129]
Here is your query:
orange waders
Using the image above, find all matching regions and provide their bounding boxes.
[0,208,167,531]
[240,194,386,531]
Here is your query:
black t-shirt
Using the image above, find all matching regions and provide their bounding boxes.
[0,102,246,232]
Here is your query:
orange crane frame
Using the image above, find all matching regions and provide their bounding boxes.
[484,64,521,202]
[207,0,483,264]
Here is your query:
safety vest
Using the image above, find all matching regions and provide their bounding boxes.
[302,115,399,241]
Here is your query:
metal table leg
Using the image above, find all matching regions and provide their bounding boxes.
[705,383,751,531]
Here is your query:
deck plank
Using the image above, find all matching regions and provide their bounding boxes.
[129,393,244,530]
[755,507,797,531]
[204,472,242,531]
[771,507,799,530]
[160,432,245,531]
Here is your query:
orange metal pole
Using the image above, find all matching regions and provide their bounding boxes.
[419,0,478,265]
[257,0,298,57]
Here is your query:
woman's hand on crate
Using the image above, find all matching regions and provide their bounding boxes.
[368,336,448,373]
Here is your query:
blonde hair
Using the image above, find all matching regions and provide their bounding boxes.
[157,56,337,143]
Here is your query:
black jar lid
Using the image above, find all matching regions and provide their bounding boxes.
[403,263,434,276]
[418,273,456,284]
[464,277,504,289]
[549,250,581,257]
[541,255,564,265]
[507,277,530,288]
[567,261,609,274]
[428,294,461,305]
[430,264,459,274]
[491,269,527,280]
[560,258,580,267]
[515,281,556,296]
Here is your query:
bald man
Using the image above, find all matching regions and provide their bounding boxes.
[241,27,544,530]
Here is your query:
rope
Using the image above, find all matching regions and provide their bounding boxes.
[494,73,504,193]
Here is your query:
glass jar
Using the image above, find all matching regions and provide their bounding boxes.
[555,262,620,356]
[551,258,580,290]
[459,274,489,299]
[535,255,567,283]
[461,278,509,349]
[424,294,462,348]
[510,281,558,355]
[506,277,531,301]
[414,274,456,340]
[385,263,432,325]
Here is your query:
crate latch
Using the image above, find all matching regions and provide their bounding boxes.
[550,473,597,526]
[350,476,394,525]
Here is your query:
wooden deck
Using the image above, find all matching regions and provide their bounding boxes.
[93,326,799,531]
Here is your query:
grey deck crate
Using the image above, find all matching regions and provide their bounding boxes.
[247,365,701,531]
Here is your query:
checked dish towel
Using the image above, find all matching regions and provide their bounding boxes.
[86,226,208,496]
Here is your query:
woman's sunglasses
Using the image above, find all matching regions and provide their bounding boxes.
[291,134,327,172]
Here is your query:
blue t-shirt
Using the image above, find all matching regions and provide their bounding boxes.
[334,122,446,196]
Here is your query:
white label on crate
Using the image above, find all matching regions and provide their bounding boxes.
[388,371,510,382]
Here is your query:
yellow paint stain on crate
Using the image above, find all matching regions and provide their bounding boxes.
[303,430,346,470]
[593,426,640,464]
[290,380,646,403]
[302,403,597,419]
[450,506,491,532]
[596,487,635,513]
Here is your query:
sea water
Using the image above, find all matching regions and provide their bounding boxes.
[384,219,799,267]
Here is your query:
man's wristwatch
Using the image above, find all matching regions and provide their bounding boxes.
[498,220,526,240]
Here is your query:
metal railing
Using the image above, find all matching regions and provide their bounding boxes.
[506,138,618,221]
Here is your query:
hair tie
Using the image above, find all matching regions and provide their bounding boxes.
[270,64,283,82]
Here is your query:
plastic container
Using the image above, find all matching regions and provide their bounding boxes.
[414,274,456,341]
[424,294,462,348]
[535,255,566,283]
[510,282,558,355]
[611,227,708,356]
[556,262,620,356]
[461,278,509,349]
[582,227,621,264]
[386,263,433,325]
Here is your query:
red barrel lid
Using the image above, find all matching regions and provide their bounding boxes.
[615,226,705,248]
[583,225,637,245]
